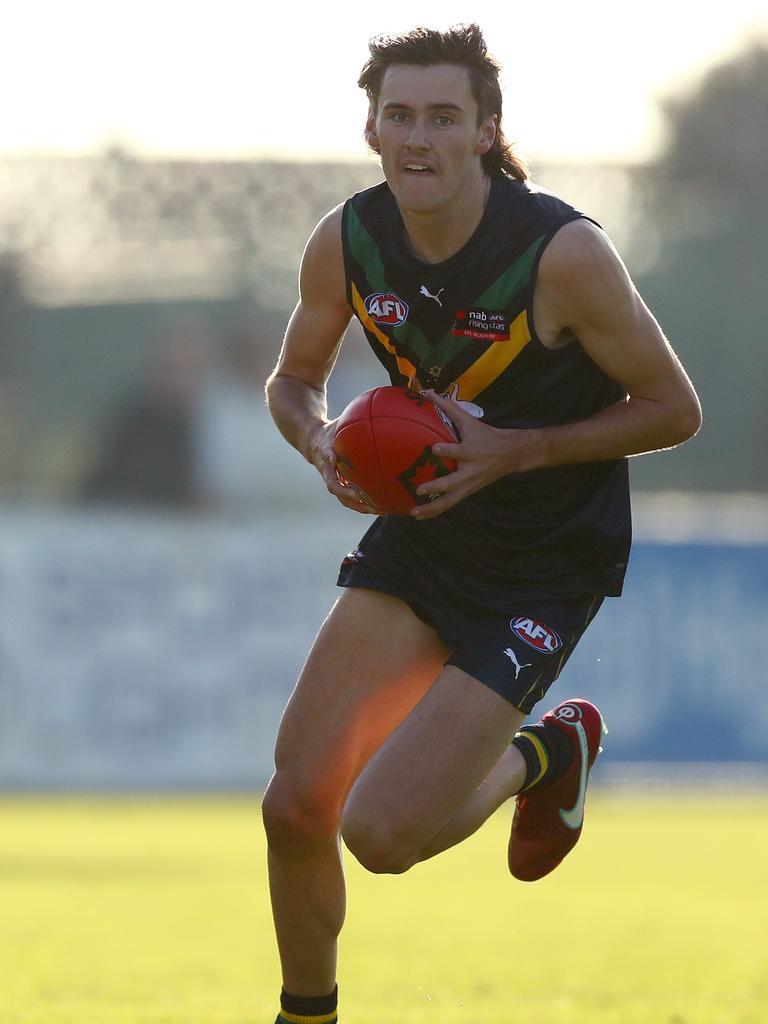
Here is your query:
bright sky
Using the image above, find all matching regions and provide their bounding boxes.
[4,1,766,163]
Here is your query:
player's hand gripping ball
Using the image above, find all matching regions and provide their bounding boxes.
[333,386,458,514]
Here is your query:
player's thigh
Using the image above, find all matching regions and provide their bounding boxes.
[342,665,525,862]
[269,586,451,818]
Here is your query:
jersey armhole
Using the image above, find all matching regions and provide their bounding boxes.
[342,195,362,315]
[340,197,356,313]
[525,214,603,351]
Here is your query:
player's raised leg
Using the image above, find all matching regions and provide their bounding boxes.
[340,667,528,875]
[341,597,608,872]
[261,587,451,1017]
[412,741,528,861]
[342,691,605,877]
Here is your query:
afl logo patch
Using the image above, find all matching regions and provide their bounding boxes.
[365,292,409,326]
[510,616,563,654]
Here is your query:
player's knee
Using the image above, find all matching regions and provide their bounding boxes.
[341,811,418,875]
[261,772,339,856]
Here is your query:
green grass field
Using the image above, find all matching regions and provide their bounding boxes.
[0,793,766,1023]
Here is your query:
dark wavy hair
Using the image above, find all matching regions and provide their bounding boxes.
[358,24,528,182]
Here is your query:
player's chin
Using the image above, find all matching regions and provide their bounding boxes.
[393,175,441,207]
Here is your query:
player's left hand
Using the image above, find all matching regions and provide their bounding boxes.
[411,390,542,519]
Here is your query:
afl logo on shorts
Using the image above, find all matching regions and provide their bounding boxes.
[510,616,563,654]
[365,292,409,326]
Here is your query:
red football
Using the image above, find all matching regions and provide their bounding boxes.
[333,386,458,515]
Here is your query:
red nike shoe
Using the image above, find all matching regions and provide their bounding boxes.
[508,698,607,882]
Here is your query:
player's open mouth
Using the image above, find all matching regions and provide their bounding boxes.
[403,163,435,173]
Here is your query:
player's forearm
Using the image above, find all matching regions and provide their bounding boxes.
[523,393,702,470]
[265,372,330,464]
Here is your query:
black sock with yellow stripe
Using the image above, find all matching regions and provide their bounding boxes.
[513,723,573,793]
[275,985,338,1024]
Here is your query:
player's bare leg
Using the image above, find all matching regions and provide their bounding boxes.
[341,668,526,875]
[389,695,607,878]
[262,588,451,997]
[414,741,528,860]
[363,694,606,876]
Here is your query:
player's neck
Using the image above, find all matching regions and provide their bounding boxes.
[399,173,491,265]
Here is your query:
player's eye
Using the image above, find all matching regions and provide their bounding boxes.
[389,111,410,123]
[435,115,454,126]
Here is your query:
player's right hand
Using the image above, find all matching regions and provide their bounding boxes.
[309,420,380,515]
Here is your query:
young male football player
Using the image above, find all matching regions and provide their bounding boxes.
[264,24,701,1024]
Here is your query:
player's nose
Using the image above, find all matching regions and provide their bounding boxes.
[405,117,430,149]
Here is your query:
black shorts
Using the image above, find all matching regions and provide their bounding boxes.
[338,553,603,715]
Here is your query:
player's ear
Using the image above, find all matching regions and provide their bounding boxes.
[475,114,497,155]
[365,110,380,152]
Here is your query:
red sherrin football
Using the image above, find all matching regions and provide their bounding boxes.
[333,387,458,515]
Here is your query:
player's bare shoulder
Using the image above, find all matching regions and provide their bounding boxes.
[299,203,348,310]
[541,218,628,288]
[534,218,640,349]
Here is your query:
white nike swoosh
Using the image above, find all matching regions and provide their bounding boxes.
[559,721,589,830]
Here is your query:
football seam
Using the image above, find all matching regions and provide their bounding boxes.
[367,414,390,511]
[370,411,456,444]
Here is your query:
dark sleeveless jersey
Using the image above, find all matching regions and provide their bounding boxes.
[340,175,631,605]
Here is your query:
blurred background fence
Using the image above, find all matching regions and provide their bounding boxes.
[0,39,766,788]
[0,499,766,789]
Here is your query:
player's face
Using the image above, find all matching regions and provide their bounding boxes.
[367,64,496,215]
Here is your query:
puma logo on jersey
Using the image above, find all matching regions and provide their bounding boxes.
[420,285,445,307]
[503,648,532,679]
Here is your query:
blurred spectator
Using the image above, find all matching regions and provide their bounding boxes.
[81,324,209,509]
[196,317,375,516]
[196,323,314,514]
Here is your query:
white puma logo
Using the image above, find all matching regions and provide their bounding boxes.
[420,285,445,307]
[503,648,532,679]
